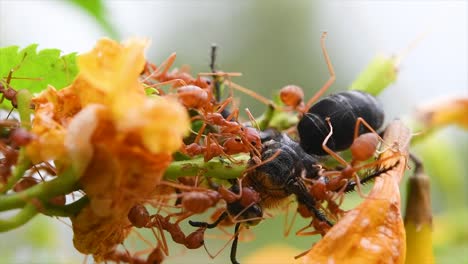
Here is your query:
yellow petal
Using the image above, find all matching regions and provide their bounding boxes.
[64,104,105,176]
[120,96,190,154]
[76,38,148,119]
[416,97,468,130]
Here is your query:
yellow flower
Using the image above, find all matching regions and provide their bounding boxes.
[27,38,190,257]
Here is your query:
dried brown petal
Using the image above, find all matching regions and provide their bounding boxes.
[304,120,411,264]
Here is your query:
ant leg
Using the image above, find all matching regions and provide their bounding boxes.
[322,117,350,167]
[131,229,154,249]
[294,249,312,260]
[4,53,28,85]
[283,201,299,237]
[305,32,336,110]
[342,160,400,193]
[189,211,229,229]
[174,211,195,224]
[242,149,281,175]
[353,117,382,140]
[206,133,240,163]
[203,135,214,162]
[295,224,322,237]
[158,180,208,192]
[149,78,188,89]
[194,98,234,144]
[5,108,14,119]
[198,220,242,261]
[228,81,277,108]
[218,97,235,115]
[194,122,208,144]
[230,223,242,264]
[217,178,243,203]
[245,108,260,130]
[142,52,177,83]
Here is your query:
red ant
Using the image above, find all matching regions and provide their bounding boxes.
[295,116,403,233]
[127,203,207,255]
[155,178,260,225]
[278,32,336,114]
[142,53,212,89]
[320,117,387,197]
[184,134,235,162]
[180,95,262,162]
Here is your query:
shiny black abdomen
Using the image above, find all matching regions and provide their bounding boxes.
[297,90,384,156]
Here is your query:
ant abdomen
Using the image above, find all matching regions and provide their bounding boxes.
[297,90,384,155]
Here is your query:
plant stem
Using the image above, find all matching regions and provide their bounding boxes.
[0,203,38,232]
[17,89,33,129]
[41,196,89,217]
[163,154,250,180]
[0,167,79,211]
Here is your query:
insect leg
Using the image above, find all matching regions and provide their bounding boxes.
[189,211,229,229]
[304,32,336,110]
[230,222,241,264]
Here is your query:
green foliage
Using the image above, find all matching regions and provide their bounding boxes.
[350,55,398,96]
[413,132,466,210]
[0,44,78,107]
[67,0,119,38]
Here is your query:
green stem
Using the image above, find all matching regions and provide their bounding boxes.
[163,154,250,180]
[257,104,275,131]
[350,55,398,96]
[0,149,31,194]
[16,89,33,129]
[41,196,89,217]
[0,167,79,211]
[0,203,38,232]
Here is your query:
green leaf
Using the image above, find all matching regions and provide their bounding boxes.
[0,44,78,107]
[67,0,119,39]
[350,55,398,96]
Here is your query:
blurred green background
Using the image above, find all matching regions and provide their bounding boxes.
[0,0,467,263]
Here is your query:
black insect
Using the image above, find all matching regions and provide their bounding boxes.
[297,90,384,155]
[190,134,331,264]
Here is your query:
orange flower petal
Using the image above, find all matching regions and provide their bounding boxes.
[304,120,411,264]
[416,97,468,130]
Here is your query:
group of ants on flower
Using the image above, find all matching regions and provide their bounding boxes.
[0,33,403,264]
